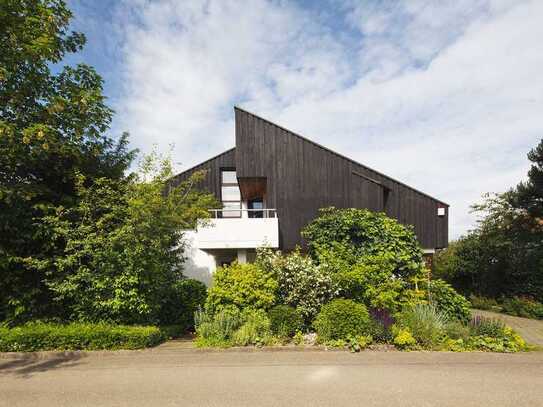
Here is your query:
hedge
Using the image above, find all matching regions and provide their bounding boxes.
[0,322,166,352]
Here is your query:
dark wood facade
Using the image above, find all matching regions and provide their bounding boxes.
[171,107,449,250]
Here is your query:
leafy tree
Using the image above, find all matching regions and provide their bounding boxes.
[509,138,543,218]
[0,1,135,321]
[40,154,217,324]
[302,208,425,280]
[435,193,543,301]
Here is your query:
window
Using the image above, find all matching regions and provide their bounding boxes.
[221,169,241,218]
[437,207,446,217]
[221,186,241,201]
[248,198,263,218]
[222,170,237,184]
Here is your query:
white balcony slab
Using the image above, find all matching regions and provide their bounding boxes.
[192,217,279,249]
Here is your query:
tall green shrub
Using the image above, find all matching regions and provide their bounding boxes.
[268,305,303,338]
[302,208,427,312]
[159,279,207,329]
[256,248,336,323]
[41,154,217,324]
[428,279,471,324]
[206,262,278,312]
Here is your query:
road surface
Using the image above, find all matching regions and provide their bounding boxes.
[1,349,542,407]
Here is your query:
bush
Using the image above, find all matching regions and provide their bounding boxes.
[469,295,500,311]
[428,279,471,324]
[206,262,278,312]
[159,279,207,329]
[395,304,447,348]
[393,327,416,349]
[194,306,242,347]
[302,208,425,281]
[444,321,470,341]
[468,326,526,352]
[232,309,273,346]
[368,308,394,343]
[268,305,303,338]
[501,297,543,319]
[469,315,506,337]
[301,208,427,313]
[194,307,274,347]
[0,322,165,352]
[256,248,336,323]
[313,299,371,341]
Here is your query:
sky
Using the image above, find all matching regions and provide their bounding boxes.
[65,0,543,239]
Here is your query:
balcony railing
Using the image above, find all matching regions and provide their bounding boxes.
[209,208,278,219]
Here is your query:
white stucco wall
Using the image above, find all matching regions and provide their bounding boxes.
[182,231,217,286]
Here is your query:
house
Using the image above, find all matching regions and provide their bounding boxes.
[170,107,448,284]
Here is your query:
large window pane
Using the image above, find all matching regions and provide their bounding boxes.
[222,170,237,184]
[221,186,240,201]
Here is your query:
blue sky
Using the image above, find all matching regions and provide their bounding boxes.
[65,0,543,239]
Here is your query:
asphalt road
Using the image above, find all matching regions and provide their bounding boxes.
[1,349,542,407]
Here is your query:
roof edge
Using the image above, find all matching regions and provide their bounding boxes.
[172,147,236,179]
[234,106,449,206]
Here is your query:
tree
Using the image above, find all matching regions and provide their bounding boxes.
[0,0,135,322]
[41,154,218,324]
[510,138,543,218]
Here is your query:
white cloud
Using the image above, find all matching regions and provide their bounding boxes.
[114,0,543,239]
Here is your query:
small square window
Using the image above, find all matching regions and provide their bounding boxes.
[437,207,446,217]
[221,170,237,184]
[221,186,240,201]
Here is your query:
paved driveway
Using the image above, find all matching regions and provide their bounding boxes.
[1,349,543,407]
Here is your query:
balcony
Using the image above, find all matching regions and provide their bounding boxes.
[193,209,279,250]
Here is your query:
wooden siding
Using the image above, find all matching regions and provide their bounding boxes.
[234,107,448,250]
[171,108,448,251]
[168,148,236,199]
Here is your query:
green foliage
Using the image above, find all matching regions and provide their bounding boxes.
[428,279,471,324]
[302,207,425,280]
[268,305,303,338]
[206,261,278,312]
[395,304,447,348]
[231,309,273,346]
[392,327,416,349]
[0,322,165,352]
[469,295,501,311]
[39,154,216,325]
[469,316,506,337]
[467,327,526,352]
[313,299,371,341]
[194,307,273,347]
[329,253,424,312]
[466,317,527,352]
[509,138,543,218]
[194,306,242,347]
[444,321,470,341]
[159,279,207,329]
[302,208,427,313]
[293,330,304,345]
[0,0,136,322]
[501,297,543,320]
[256,247,336,323]
[435,192,543,302]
